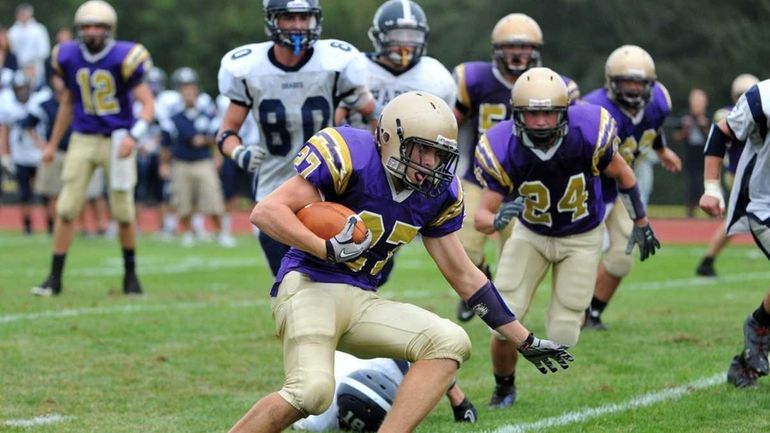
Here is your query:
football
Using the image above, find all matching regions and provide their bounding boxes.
[297,202,368,243]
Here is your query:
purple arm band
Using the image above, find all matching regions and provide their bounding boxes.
[466,281,517,329]
[619,184,646,220]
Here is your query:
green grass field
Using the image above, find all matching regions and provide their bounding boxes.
[1,231,769,433]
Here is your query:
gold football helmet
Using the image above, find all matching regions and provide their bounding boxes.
[511,67,569,149]
[491,13,543,76]
[731,73,759,103]
[604,45,656,109]
[377,91,459,197]
[74,0,117,53]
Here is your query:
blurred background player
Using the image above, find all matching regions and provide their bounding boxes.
[453,12,580,322]
[0,70,39,234]
[291,351,477,432]
[699,78,770,388]
[673,88,710,218]
[7,3,49,89]
[165,66,233,248]
[216,0,374,275]
[695,73,760,277]
[582,45,682,330]
[31,0,154,296]
[25,74,72,234]
[474,67,658,408]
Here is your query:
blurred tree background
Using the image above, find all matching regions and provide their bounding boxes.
[1,0,769,205]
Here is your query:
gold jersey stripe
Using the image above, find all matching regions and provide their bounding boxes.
[592,108,616,175]
[454,64,471,110]
[50,44,63,77]
[429,178,464,228]
[475,134,514,193]
[121,44,151,81]
[306,128,353,195]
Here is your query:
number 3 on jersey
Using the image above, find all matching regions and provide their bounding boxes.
[258,96,331,156]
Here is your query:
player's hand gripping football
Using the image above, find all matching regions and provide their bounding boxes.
[326,215,372,263]
[625,223,660,261]
[518,334,574,374]
[493,196,525,231]
[232,144,267,172]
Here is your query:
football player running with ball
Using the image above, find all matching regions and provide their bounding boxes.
[700,78,770,388]
[216,0,374,275]
[232,91,573,433]
[474,68,658,408]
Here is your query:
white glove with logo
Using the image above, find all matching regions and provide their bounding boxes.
[326,215,372,263]
[232,145,267,172]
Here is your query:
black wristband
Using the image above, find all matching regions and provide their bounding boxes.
[518,333,535,351]
[652,133,666,150]
[216,130,241,156]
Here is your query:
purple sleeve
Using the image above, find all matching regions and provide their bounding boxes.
[421,178,465,238]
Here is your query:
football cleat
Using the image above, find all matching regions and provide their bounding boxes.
[742,314,770,375]
[727,353,759,388]
[31,275,62,297]
[452,398,478,423]
[123,274,144,296]
[487,384,516,409]
[695,259,717,277]
[583,308,608,331]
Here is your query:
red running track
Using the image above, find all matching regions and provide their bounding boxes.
[0,205,755,244]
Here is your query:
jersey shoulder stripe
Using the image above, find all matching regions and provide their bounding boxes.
[306,127,354,195]
[745,84,768,140]
[50,44,63,77]
[475,132,514,194]
[655,82,673,113]
[592,107,617,175]
[122,43,151,82]
[428,177,464,228]
[453,63,471,109]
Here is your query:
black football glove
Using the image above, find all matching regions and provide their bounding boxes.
[493,196,525,231]
[625,223,661,261]
[325,215,372,263]
[518,334,574,374]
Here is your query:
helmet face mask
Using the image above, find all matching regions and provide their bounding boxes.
[377,92,459,198]
[511,67,569,150]
[605,45,656,110]
[74,0,117,54]
[491,13,543,77]
[368,0,429,69]
[263,0,322,55]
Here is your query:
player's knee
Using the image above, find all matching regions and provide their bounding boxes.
[603,252,633,278]
[547,317,581,347]
[288,373,336,416]
[415,320,471,363]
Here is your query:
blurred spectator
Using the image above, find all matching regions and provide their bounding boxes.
[8,4,50,89]
[674,88,710,217]
[45,26,73,82]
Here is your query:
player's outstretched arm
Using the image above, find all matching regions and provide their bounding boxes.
[423,234,574,374]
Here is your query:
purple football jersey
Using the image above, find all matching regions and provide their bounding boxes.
[582,82,672,204]
[51,41,152,135]
[272,125,465,294]
[474,103,616,237]
[454,61,580,185]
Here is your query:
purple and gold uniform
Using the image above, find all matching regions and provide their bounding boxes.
[269,125,470,415]
[582,82,671,204]
[50,39,152,223]
[474,103,617,346]
[454,61,580,185]
[453,60,579,267]
[274,125,464,294]
[51,41,151,135]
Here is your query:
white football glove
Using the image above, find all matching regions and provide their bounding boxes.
[518,334,574,374]
[326,215,372,263]
[1,154,15,176]
[231,144,267,172]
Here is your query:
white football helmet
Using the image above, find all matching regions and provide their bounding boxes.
[731,73,759,103]
[74,0,117,53]
[604,45,656,109]
[377,91,459,197]
[511,67,569,149]
[491,13,543,76]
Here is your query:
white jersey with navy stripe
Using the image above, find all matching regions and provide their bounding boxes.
[218,39,370,200]
[726,79,770,234]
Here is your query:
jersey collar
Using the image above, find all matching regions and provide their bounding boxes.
[268,46,314,72]
[79,40,116,64]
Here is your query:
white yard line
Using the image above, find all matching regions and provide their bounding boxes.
[3,413,74,428]
[481,374,723,433]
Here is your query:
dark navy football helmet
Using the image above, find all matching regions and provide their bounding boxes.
[336,369,399,432]
[263,0,322,55]
[368,0,429,68]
